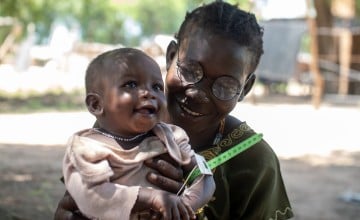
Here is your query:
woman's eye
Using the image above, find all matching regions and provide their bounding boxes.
[179,66,190,75]
[123,81,137,88]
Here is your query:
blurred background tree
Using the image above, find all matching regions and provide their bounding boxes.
[0,0,249,46]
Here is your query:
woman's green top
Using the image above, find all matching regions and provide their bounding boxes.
[199,122,293,220]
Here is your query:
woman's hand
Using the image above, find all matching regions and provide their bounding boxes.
[144,153,184,194]
[54,191,88,220]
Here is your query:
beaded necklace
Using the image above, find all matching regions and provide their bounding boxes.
[212,119,225,145]
[93,128,148,142]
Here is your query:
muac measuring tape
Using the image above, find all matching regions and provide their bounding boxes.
[187,133,263,184]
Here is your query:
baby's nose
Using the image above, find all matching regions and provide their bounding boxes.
[140,88,155,99]
[185,87,210,103]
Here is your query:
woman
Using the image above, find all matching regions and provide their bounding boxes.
[55,2,293,219]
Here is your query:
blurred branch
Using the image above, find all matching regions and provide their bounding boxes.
[0,18,22,62]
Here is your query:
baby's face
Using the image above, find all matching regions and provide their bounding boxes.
[100,53,166,137]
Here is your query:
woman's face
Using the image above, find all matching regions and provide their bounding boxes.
[165,29,253,136]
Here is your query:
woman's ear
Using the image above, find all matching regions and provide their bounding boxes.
[238,74,256,102]
[165,40,178,71]
[85,93,103,116]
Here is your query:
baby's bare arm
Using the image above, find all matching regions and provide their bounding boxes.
[181,155,216,211]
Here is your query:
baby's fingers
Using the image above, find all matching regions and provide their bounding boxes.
[177,203,189,220]
[178,202,195,220]
[172,205,181,220]
[161,207,171,220]
[185,202,196,220]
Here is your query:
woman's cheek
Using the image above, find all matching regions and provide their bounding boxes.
[214,99,237,115]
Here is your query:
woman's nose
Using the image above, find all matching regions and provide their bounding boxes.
[185,87,209,103]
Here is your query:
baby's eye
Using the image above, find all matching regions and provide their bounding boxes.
[123,81,137,88]
[153,83,164,92]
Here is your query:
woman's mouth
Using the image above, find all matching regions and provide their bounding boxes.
[179,103,203,116]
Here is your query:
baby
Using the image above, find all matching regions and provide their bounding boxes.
[62,48,215,220]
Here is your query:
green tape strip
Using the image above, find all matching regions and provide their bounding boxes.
[188,133,263,183]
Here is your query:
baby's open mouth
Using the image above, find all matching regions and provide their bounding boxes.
[136,106,156,114]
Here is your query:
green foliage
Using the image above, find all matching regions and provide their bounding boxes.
[0,0,253,46]
[13,0,360,47]
[123,0,186,38]
[124,0,250,39]
[74,0,127,44]
[356,1,360,16]
[0,0,127,44]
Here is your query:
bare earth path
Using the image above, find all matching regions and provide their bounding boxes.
[0,103,359,220]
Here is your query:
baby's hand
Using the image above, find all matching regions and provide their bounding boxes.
[150,190,196,220]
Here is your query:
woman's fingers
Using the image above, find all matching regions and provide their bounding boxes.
[146,172,183,194]
[144,154,185,193]
[61,191,79,211]
[144,155,183,181]
[54,191,88,220]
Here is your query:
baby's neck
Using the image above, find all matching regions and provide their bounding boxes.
[114,131,154,150]
[94,128,152,150]
[114,138,141,150]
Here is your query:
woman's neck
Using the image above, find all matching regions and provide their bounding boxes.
[188,116,242,152]
[187,123,221,152]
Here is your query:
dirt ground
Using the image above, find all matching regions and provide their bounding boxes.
[0,144,359,220]
[0,102,360,220]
